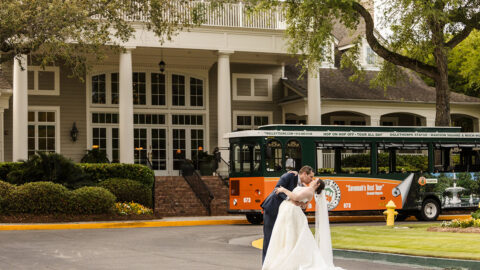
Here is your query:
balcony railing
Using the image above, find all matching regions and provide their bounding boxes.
[121,1,286,30]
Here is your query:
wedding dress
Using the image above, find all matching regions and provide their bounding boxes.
[262,187,344,270]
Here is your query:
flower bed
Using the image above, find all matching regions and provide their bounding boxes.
[114,202,153,216]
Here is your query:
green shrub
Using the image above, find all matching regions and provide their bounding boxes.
[80,148,110,163]
[6,152,90,189]
[0,162,22,183]
[99,178,152,207]
[5,182,70,214]
[0,181,15,214]
[80,164,154,188]
[472,209,480,220]
[70,186,116,214]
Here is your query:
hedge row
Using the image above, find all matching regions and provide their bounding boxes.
[0,161,154,189]
[99,178,152,207]
[0,181,116,214]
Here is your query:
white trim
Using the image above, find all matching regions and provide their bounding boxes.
[27,66,60,96]
[27,106,61,154]
[233,110,273,130]
[232,73,272,101]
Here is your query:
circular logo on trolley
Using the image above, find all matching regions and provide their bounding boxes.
[418,176,426,186]
[323,179,341,210]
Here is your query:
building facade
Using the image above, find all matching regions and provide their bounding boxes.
[1,3,479,176]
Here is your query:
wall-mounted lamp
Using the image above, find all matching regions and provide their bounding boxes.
[92,145,99,149]
[70,122,79,142]
[198,146,203,151]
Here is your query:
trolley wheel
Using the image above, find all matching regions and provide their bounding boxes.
[418,198,440,221]
[246,213,263,225]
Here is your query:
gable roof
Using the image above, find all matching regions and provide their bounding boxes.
[280,65,480,104]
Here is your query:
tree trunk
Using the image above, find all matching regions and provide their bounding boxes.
[433,47,451,127]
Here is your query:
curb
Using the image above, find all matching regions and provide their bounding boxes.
[251,239,480,269]
[333,249,480,269]
[0,214,469,231]
[0,219,250,231]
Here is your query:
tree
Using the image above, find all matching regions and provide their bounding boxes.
[0,0,205,77]
[448,30,480,97]
[245,0,480,126]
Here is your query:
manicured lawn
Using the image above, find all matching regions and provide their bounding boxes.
[329,223,480,260]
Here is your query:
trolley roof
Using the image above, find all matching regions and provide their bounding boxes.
[225,125,480,140]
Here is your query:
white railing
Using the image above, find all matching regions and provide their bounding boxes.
[119,1,286,30]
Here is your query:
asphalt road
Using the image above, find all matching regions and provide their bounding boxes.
[0,224,438,270]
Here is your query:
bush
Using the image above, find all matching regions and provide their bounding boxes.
[70,187,116,214]
[80,164,154,188]
[114,202,153,215]
[99,178,152,207]
[0,162,22,182]
[0,181,15,214]
[472,209,480,220]
[80,148,110,163]
[6,152,90,189]
[5,182,70,214]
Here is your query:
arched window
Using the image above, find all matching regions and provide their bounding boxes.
[286,140,301,171]
[266,140,283,172]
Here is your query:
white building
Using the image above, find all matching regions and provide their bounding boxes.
[1,2,478,176]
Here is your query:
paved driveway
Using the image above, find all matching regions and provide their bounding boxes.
[0,224,436,270]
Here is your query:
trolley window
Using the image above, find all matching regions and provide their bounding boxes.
[266,139,283,172]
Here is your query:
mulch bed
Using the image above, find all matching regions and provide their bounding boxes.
[0,213,160,223]
[427,227,480,233]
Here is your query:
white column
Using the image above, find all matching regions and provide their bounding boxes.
[217,51,233,166]
[119,48,134,164]
[12,55,28,161]
[370,115,381,126]
[307,67,321,125]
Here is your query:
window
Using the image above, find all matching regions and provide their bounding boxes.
[151,128,167,170]
[366,46,377,65]
[151,73,166,106]
[92,113,119,124]
[28,108,59,157]
[172,74,185,106]
[133,72,146,105]
[232,74,272,101]
[91,124,119,163]
[92,74,106,104]
[233,111,272,130]
[172,115,203,125]
[190,77,203,107]
[134,114,166,125]
[266,140,283,172]
[27,66,60,95]
[134,128,148,165]
[111,73,119,104]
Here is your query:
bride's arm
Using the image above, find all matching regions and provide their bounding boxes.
[276,186,313,202]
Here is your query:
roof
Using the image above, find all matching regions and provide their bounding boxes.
[280,65,480,104]
[0,72,12,90]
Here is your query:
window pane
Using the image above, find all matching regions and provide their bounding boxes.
[151,73,166,106]
[111,73,119,104]
[133,72,146,105]
[190,77,203,107]
[28,112,35,122]
[254,78,268,97]
[28,71,35,90]
[237,78,251,96]
[172,74,185,106]
[92,74,106,104]
[38,71,55,90]
[46,112,55,122]
[38,112,47,122]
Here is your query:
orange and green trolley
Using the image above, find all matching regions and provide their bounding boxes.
[226,125,480,224]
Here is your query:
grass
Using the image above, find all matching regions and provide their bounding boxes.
[328,223,480,260]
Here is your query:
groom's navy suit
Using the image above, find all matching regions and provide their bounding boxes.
[261,172,298,263]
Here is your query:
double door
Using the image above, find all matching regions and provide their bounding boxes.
[134,127,204,174]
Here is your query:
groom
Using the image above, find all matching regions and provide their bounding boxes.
[260,165,314,263]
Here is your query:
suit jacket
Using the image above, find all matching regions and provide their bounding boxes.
[261,172,298,214]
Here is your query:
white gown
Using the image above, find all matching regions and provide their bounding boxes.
[262,187,344,270]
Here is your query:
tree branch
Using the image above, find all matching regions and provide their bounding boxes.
[445,26,473,48]
[351,2,439,79]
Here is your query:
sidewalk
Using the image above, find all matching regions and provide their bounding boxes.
[0,214,470,231]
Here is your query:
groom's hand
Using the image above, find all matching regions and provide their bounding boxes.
[288,170,298,176]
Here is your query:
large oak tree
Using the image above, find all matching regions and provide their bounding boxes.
[0,0,204,77]
[245,0,480,126]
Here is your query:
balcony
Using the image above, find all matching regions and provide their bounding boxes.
[120,1,286,30]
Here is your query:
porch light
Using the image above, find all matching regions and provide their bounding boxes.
[135,147,143,150]
[176,149,181,154]
[92,145,99,149]
[70,122,79,142]
[198,146,203,151]
[158,60,166,73]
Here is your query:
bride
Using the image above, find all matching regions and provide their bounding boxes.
[262,179,344,270]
